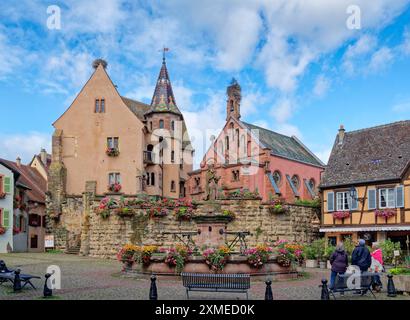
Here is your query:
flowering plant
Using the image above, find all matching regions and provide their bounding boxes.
[272,240,303,267]
[106,147,120,157]
[244,244,273,268]
[375,209,396,219]
[0,192,6,199]
[164,245,192,272]
[149,207,168,218]
[221,209,235,220]
[96,197,118,218]
[332,211,350,219]
[0,225,6,235]
[203,245,231,271]
[117,244,139,267]
[268,197,288,214]
[108,183,122,193]
[134,245,158,265]
[174,206,194,221]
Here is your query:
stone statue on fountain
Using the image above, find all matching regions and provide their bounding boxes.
[204,164,220,201]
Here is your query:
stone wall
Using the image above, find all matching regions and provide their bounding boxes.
[81,199,320,259]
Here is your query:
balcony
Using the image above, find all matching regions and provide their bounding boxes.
[143,151,155,164]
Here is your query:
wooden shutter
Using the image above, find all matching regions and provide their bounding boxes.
[350,188,358,210]
[396,185,404,208]
[4,177,11,193]
[368,189,377,210]
[3,209,10,227]
[327,192,334,212]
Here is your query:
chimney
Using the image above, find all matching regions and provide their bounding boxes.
[338,125,345,145]
[40,148,47,166]
[16,157,21,166]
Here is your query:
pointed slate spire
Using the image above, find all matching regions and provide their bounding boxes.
[148,54,182,115]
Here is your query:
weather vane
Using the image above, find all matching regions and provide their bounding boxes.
[160,47,170,61]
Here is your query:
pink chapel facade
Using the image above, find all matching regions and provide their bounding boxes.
[187,80,325,203]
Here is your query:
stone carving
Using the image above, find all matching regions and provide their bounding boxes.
[204,164,221,201]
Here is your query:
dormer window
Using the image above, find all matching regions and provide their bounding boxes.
[95,98,105,113]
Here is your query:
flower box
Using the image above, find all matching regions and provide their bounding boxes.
[107,183,122,193]
[106,148,120,157]
[332,211,350,219]
[305,259,318,268]
[375,209,396,219]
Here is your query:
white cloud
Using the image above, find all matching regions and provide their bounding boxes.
[0,30,23,79]
[313,75,330,97]
[273,123,303,139]
[400,29,410,55]
[270,98,295,123]
[392,101,410,113]
[368,47,394,72]
[0,132,51,163]
[313,147,332,164]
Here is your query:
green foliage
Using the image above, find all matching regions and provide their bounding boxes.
[389,267,410,275]
[294,198,321,208]
[380,239,402,265]
[303,245,317,260]
[324,245,336,260]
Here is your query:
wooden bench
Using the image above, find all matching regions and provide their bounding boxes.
[181,273,250,299]
[329,272,377,299]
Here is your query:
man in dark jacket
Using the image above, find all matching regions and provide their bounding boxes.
[329,243,348,289]
[351,239,372,272]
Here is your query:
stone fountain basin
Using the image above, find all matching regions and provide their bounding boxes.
[123,254,297,280]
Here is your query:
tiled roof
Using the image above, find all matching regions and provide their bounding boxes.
[241,122,324,167]
[0,159,47,203]
[121,96,151,121]
[320,120,410,188]
[147,58,182,115]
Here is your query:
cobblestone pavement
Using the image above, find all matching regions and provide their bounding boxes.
[0,253,408,300]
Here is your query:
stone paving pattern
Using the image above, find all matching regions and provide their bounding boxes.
[0,253,408,300]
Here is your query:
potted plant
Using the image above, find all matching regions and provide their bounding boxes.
[303,245,318,268]
[106,147,120,157]
[202,246,231,272]
[108,183,122,193]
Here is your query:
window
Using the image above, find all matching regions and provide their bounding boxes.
[195,177,201,187]
[94,99,106,113]
[225,136,229,150]
[159,120,164,129]
[151,172,155,186]
[236,129,240,148]
[273,171,282,186]
[336,192,350,211]
[171,151,175,163]
[146,173,150,186]
[107,137,119,149]
[291,175,300,189]
[171,121,175,131]
[171,180,176,192]
[230,100,234,112]
[232,170,240,182]
[150,122,153,131]
[108,173,121,185]
[308,179,315,190]
[379,188,395,208]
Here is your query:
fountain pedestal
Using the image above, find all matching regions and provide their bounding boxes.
[193,215,233,248]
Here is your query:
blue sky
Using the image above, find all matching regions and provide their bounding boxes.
[0,0,410,167]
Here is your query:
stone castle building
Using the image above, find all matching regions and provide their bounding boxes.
[188,79,325,203]
[47,57,193,252]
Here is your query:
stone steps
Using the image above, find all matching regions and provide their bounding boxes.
[65,245,81,255]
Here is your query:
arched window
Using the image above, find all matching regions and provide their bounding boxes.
[225,136,229,150]
[151,172,155,186]
[291,175,300,189]
[273,170,282,186]
[171,180,176,192]
[159,119,164,128]
[309,178,315,190]
[230,100,234,112]
[171,121,175,131]
[241,135,246,155]
[146,173,150,186]
[218,140,224,155]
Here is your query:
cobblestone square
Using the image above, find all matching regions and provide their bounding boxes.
[0,253,408,300]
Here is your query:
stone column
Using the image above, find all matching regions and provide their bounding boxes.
[80,182,95,256]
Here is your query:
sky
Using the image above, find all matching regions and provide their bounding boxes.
[0,0,410,167]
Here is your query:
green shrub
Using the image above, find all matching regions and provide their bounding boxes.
[389,267,410,275]
[380,239,402,265]
[294,198,320,208]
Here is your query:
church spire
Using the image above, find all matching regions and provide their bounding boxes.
[226,78,241,121]
[147,50,181,115]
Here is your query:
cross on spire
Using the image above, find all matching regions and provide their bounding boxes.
[162,47,169,62]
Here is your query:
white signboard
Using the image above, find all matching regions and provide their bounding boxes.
[394,250,400,257]
[45,235,55,248]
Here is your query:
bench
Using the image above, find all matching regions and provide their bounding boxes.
[181,273,250,300]
[329,272,377,299]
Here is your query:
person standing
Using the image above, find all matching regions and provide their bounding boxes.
[329,243,348,289]
[370,243,384,292]
[351,239,372,272]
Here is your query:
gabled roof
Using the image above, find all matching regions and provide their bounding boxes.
[241,121,324,167]
[0,158,47,203]
[320,120,410,188]
[146,58,182,116]
[121,96,151,122]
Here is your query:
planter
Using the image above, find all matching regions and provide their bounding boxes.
[305,259,318,268]
[392,275,410,292]
[319,261,327,269]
